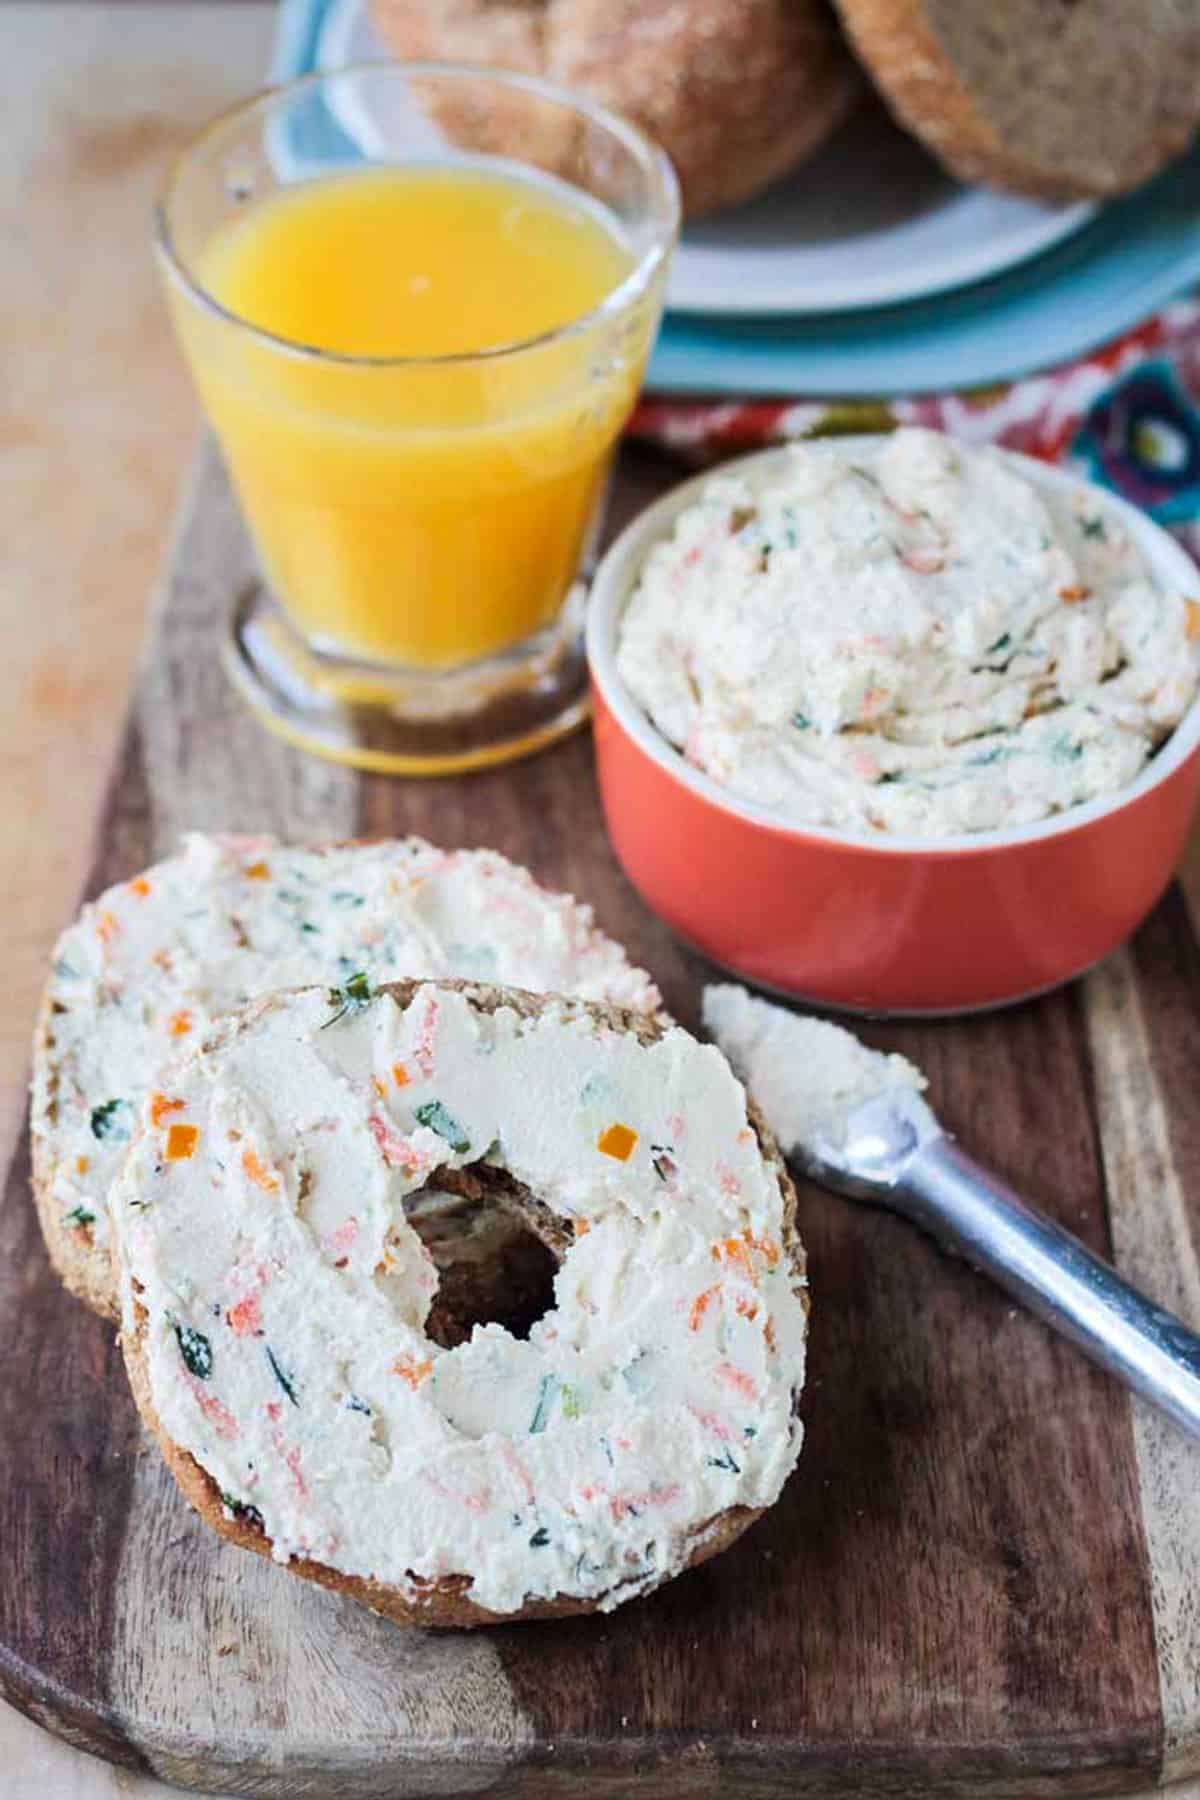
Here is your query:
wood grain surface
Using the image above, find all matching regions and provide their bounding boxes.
[3,440,1200,1798]
[7,7,1200,1796]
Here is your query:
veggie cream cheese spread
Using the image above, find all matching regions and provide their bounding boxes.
[617,428,1200,835]
[112,983,806,1617]
[33,835,659,1287]
[702,984,925,1153]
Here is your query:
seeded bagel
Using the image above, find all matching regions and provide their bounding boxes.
[834,0,1200,199]
[31,835,660,1321]
[114,979,807,1626]
[369,0,859,217]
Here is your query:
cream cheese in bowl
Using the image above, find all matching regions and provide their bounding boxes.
[616,428,1200,837]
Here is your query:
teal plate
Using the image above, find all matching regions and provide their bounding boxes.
[273,0,1200,399]
[652,151,1200,397]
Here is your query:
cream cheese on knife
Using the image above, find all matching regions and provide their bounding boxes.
[702,983,926,1155]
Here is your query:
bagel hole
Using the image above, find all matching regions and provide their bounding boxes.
[405,1170,558,1350]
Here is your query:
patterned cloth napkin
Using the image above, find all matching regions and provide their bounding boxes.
[628,297,1200,562]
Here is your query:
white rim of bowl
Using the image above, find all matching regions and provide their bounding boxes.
[586,437,1200,859]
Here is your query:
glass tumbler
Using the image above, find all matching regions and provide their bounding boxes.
[156,63,679,774]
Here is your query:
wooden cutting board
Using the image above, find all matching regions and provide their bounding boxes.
[3,445,1200,1799]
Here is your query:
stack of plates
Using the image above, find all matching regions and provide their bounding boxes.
[290,0,1200,398]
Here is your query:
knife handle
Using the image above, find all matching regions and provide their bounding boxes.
[898,1135,1200,1439]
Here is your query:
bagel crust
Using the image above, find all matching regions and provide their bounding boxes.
[112,980,807,1626]
[369,0,859,217]
[834,0,1200,200]
[31,834,660,1320]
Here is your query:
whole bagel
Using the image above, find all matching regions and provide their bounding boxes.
[370,0,860,216]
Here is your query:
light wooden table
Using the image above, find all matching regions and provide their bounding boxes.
[7,7,1200,1797]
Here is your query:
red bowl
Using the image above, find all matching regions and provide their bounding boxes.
[586,444,1200,1015]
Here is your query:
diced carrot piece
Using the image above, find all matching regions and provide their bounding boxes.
[597,1122,638,1161]
[150,1091,184,1127]
[244,860,270,880]
[391,1062,410,1088]
[1058,584,1091,603]
[242,1148,278,1192]
[744,1230,781,1269]
[97,910,119,944]
[573,1215,590,1237]
[168,1010,193,1037]
[689,1285,718,1332]
[1186,599,1200,641]
[712,1236,756,1282]
[371,1077,386,1100]
[129,876,151,898]
[165,1123,199,1161]
[74,1154,89,1175]
[226,1293,262,1338]
[714,1360,757,1399]
[392,1354,432,1389]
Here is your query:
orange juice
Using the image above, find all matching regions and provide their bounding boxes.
[177,166,644,669]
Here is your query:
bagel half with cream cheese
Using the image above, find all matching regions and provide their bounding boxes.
[113,979,807,1626]
[32,834,660,1321]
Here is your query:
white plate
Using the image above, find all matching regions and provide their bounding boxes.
[316,0,1097,317]
[671,100,1097,316]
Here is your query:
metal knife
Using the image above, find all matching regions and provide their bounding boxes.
[704,984,1200,1440]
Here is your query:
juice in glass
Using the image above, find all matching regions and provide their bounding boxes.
[158,64,678,772]
[192,166,635,669]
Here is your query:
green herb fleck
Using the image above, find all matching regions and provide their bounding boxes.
[64,1204,95,1228]
[560,1383,585,1420]
[743,1425,758,1439]
[266,1345,299,1405]
[791,711,810,731]
[346,1394,372,1415]
[969,745,1008,768]
[706,1447,741,1474]
[330,890,365,908]
[875,771,902,786]
[529,1526,550,1548]
[175,1321,213,1381]
[298,921,320,935]
[1081,514,1107,541]
[322,970,373,1028]
[985,633,1011,657]
[414,1100,470,1155]
[219,1490,263,1527]
[529,1373,558,1435]
[90,1098,131,1141]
